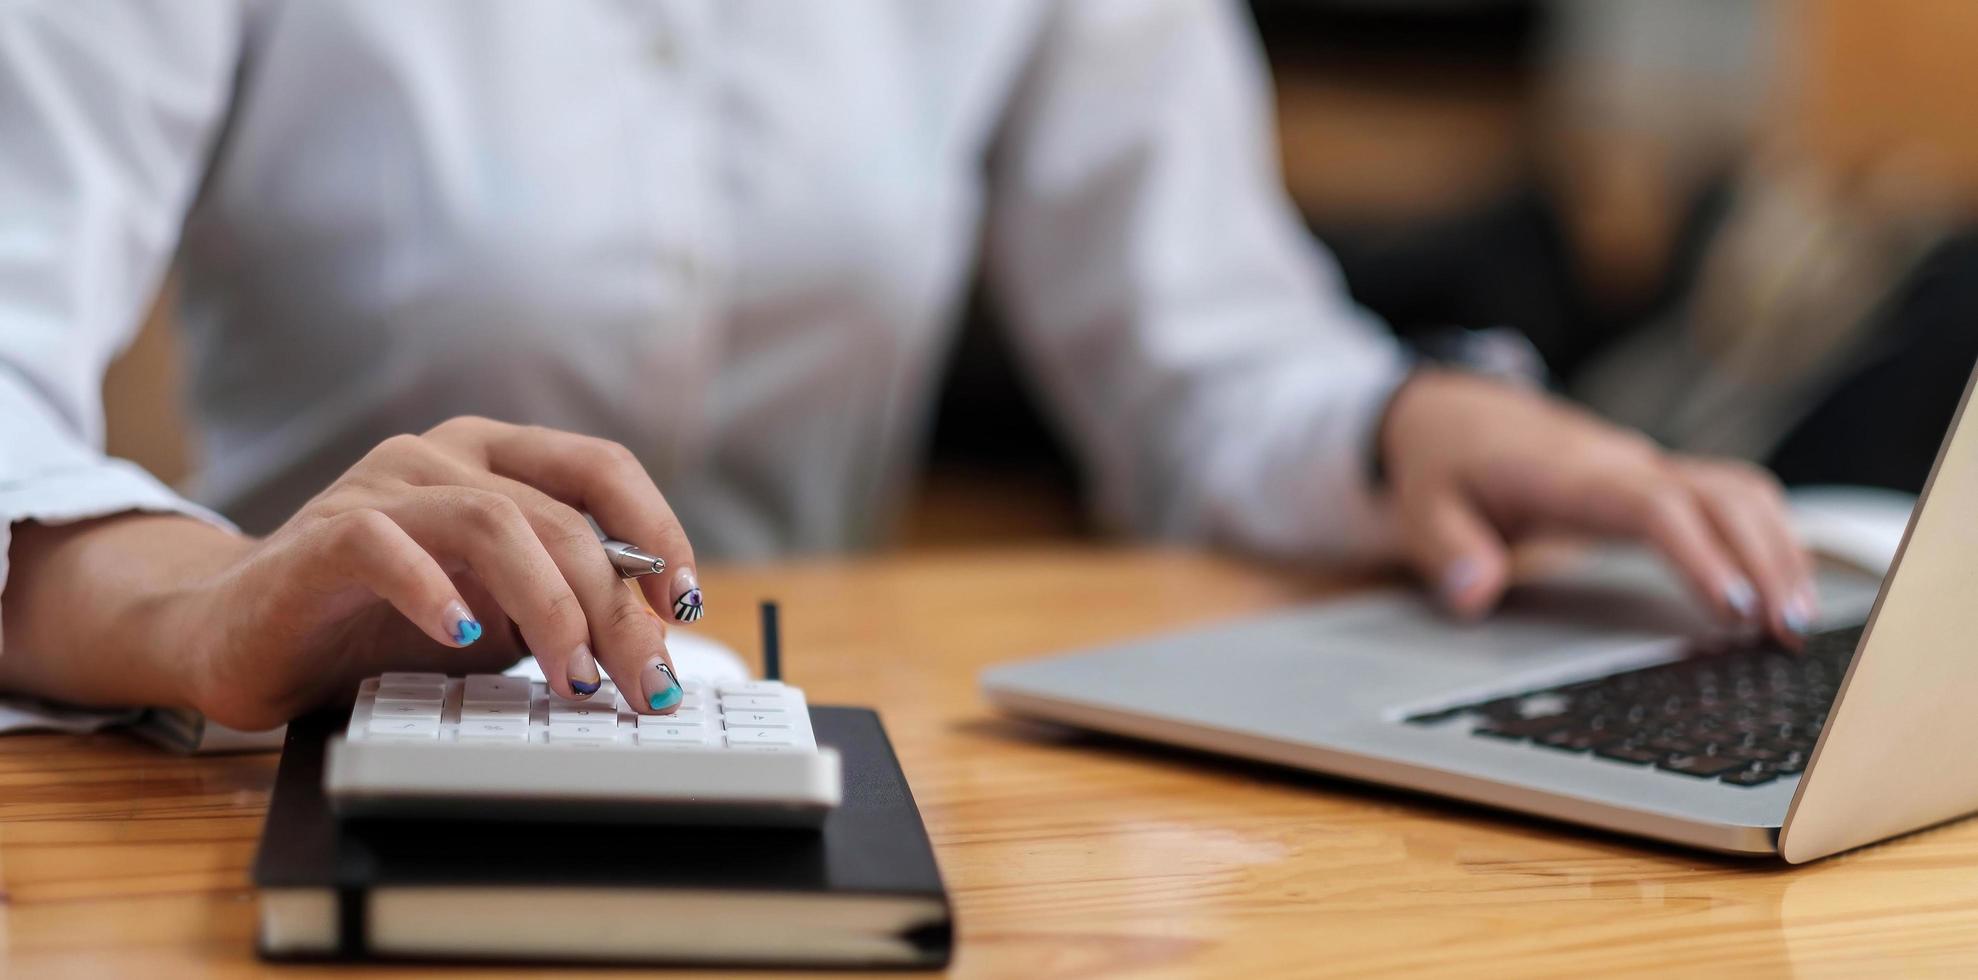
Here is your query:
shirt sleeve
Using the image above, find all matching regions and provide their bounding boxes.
[0,3,244,655]
[984,0,1412,564]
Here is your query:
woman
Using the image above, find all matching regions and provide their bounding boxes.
[0,1,1812,730]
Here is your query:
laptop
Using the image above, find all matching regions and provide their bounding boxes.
[983,364,1978,862]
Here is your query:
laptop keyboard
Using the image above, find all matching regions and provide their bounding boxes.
[1406,626,1863,788]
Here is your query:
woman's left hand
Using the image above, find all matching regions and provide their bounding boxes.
[1379,370,1817,647]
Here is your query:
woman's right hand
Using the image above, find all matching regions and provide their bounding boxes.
[4,417,704,731]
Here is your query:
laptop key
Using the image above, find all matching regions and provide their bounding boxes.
[1644,737,1700,756]
[1534,729,1603,752]
[1720,766,1781,788]
[1474,717,1572,740]
[1593,742,1663,765]
[1656,754,1746,778]
[1726,745,1782,763]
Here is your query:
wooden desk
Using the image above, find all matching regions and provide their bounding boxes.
[5,546,1977,977]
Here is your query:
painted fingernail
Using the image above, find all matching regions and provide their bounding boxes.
[671,569,704,623]
[568,644,601,697]
[1724,579,1759,622]
[644,660,683,712]
[1783,594,1815,637]
[443,600,482,646]
[1439,558,1484,608]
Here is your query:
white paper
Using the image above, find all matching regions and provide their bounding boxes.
[502,627,751,687]
[1790,485,1919,578]
[0,699,139,736]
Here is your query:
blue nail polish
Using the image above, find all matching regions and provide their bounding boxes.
[648,684,683,711]
[453,617,483,645]
[570,677,601,696]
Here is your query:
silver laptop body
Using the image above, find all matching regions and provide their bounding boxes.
[984,365,1978,861]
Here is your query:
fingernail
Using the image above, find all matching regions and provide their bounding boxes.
[443,600,482,646]
[1439,558,1484,607]
[1783,594,1815,637]
[1724,579,1759,622]
[644,660,683,712]
[671,569,704,624]
[568,644,601,697]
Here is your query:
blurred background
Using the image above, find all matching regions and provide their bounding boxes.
[105,0,1978,552]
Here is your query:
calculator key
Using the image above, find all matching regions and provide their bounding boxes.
[637,738,715,751]
[374,685,445,705]
[640,706,702,723]
[549,704,620,722]
[728,743,803,754]
[463,676,532,702]
[724,712,792,730]
[637,726,706,744]
[461,702,528,720]
[379,672,447,687]
[366,718,440,739]
[455,720,530,742]
[637,711,704,727]
[727,727,796,746]
[721,696,790,711]
[718,681,788,697]
[548,722,618,743]
[373,701,441,719]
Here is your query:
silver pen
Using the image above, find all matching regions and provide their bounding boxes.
[601,539,667,579]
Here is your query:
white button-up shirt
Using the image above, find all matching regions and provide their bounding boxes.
[0,1,1408,626]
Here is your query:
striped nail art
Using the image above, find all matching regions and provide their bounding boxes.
[673,587,704,623]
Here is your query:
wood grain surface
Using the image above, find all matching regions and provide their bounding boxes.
[3,545,1974,978]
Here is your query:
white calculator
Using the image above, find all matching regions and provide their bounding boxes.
[323,672,842,827]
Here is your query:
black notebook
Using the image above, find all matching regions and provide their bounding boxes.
[252,705,952,968]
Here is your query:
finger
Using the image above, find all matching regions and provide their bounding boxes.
[380,486,595,691]
[1688,471,1816,647]
[302,508,482,649]
[352,438,602,692]
[635,607,686,715]
[1400,487,1511,620]
[456,423,704,625]
[1617,481,1760,627]
[479,474,680,709]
